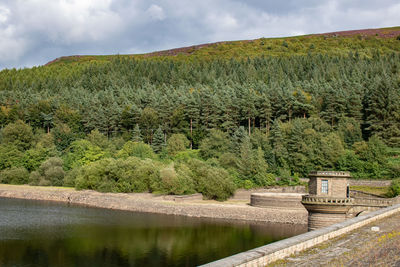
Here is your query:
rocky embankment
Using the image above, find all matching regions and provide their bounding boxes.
[0,184,307,224]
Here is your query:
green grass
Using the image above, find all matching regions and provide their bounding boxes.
[350,185,390,197]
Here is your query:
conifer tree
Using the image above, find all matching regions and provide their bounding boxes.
[231,126,247,155]
[152,126,165,153]
[132,124,143,142]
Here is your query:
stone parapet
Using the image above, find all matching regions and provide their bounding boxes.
[302,195,353,205]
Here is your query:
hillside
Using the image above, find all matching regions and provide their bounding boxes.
[0,26,399,199]
[46,26,400,66]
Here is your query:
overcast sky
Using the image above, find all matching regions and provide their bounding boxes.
[0,0,399,70]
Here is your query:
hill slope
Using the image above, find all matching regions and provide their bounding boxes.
[46,26,400,66]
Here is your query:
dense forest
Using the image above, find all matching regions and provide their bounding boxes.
[0,31,400,200]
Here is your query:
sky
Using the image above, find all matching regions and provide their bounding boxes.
[0,0,399,70]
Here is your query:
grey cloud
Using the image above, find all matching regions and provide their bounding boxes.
[0,0,399,70]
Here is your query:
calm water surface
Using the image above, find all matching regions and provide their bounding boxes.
[0,197,306,266]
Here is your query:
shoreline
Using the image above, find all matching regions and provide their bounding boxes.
[0,184,307,225]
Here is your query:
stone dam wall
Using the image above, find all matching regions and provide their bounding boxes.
[202,203,400,267]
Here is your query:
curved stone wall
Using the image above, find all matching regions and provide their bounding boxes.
[308,212,347,230]
[250,193,305,210]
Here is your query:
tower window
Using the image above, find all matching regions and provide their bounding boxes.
[321,180,328,194]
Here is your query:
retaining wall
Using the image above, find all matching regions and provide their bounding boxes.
[348,179,392,187]
[250,193,305,210]
[231,186,306,201]
[300,178,392,187]
[201,203,400,267]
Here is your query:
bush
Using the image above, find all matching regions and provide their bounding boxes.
[172,149,200,162]
[63,140,107,169]
[218,152,238,169]
[21,147,51,172]
[0,167,29,184]
[187,159,235,200]
[117,141,156,159]
[1,120,34,150]
[155,164,195,195]
[167,134,190,156]
[29,157,65,186]
[387,178,400,197]
[63,167,81,187]
[0,144,24,170]
[75,157,162,193]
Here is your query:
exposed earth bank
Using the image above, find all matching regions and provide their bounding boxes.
[0,184,307,225]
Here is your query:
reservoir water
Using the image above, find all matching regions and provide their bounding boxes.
[0,197,306,266]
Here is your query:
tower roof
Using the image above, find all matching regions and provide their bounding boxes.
[309,171,351,178]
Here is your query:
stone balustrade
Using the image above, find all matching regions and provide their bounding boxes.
[302,195,354,204]
[353,197,394,207]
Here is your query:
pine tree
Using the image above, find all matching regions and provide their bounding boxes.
[132,124,143,142]
[152,126,165,153]
[231,126,247,155]
[270,119,289,170]
[366,76,400,146]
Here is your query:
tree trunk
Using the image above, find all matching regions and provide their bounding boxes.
[190,118,193,149]
[248,117,251,136]
[266,120,270,135]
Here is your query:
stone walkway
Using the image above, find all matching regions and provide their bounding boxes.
[270,212,400,266]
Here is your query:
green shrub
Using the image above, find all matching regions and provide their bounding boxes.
[167,134,190,156]
[63,167,81,187]
[0,167,29,184]
[187,159,235,200]
[1,120,34,150]
[63,139,107,169]
[277,173,300,186]
[172,149,200,162]
[155,164,195,195]
[0,144,24,170]
[243,179,254,189]
[387,178,400,197]
[117,141,156,159]
[218,152,238,169]
[74,158,113,191]
[29,157,65,186]
[75,157,162,193]
[21,147,51,171]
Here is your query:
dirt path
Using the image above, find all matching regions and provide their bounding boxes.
[0,184,307,225]
[270,212,400,266]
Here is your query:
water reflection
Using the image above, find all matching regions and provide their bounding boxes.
[0,197,306,266]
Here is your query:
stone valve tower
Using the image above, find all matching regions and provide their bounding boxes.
[301,171,352,231]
